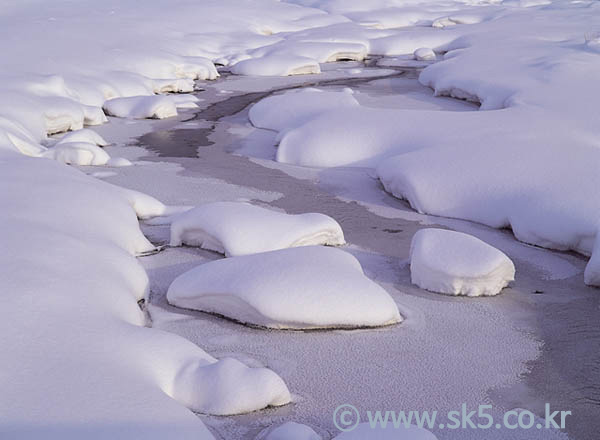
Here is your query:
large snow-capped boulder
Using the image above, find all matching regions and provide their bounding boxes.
[230,54,321,76]
[249,88,359,132]
[170,202,345,257]
[43,141,111,166]
[409,229,515,297]
[167,246,401,329]
[103,95,178,119]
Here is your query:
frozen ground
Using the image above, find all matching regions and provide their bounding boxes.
[89,62,595,440]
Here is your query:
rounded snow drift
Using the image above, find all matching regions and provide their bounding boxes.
[170,201,345,257]
[410,228,515,297]
[167,246,401,329]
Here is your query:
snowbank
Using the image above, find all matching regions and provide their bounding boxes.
[167,246,401,329]
[0,153,291,439]
[170,201,345,257]
[410,229,515,297]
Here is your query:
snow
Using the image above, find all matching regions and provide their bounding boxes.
[43,141,111,166]
[0,152,293,439]
[414,47,436,61]
[249,88,359,132]
[53,128,109,146]
[167,246,401,329]
[2,0,600,436]
[230,54,321,76]
[103,95,179,119]
[409,229,516,297]
[262,422,321,440]
[333,423,438,440]
[169,201,345,257]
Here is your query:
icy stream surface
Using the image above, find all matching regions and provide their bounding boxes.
[90,62,596,440]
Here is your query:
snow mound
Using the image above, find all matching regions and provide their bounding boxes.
[106,156,133,167]
[43,141,110,166]
[249,88,359,132]
[584,233,600,286]
[262,422,321,440]
[55,128,108,146]
[103,95,178,119]
[410,229,515,297]
[167,246,401,329]
[170,202,345,257]
[414,47,436,61]
[333,423,438,439]
[230,54,321,76]
[175,357,291,415]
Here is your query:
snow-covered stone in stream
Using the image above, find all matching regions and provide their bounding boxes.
[584,232,600,287]
[410,229,515,297]
[43,141,111,166]
[413,47,436,61]
[55,128,109,146]
[169,93,201,109]
[249,88,359,132]
[103,95,178,119]
[170,202,345,257]
[261,422,321,440]
[167,246,401,329]
[230,54,321,76]
[106,156,133,167]
[175,357,291,415]
[333,423,437,439]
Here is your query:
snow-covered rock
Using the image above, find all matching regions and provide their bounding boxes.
[409,229,515,297]
[333,423,438,439]
[174,356,291,415]
[103,95,178,119]
[249,88,359,132]
[230,54,321,76]
[43,141,111,166]
[261,422,321,440]
[413,47,436,61]
[54,128,108,146]
[170,202,345,257]
[167,246,401,329]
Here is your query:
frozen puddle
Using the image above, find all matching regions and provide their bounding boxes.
[90,61,594,439]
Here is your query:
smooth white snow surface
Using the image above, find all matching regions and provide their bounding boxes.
[103,95,181,119]
[261,422,321,440]
[333,423,438,440]
[167,246,401,329]
[410,229,516,296]
[249,88,359,132]
[170,201,345,257]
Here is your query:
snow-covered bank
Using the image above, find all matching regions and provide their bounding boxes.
[0,152,293,438]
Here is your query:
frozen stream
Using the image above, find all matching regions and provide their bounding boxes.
[90,61,597,440]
